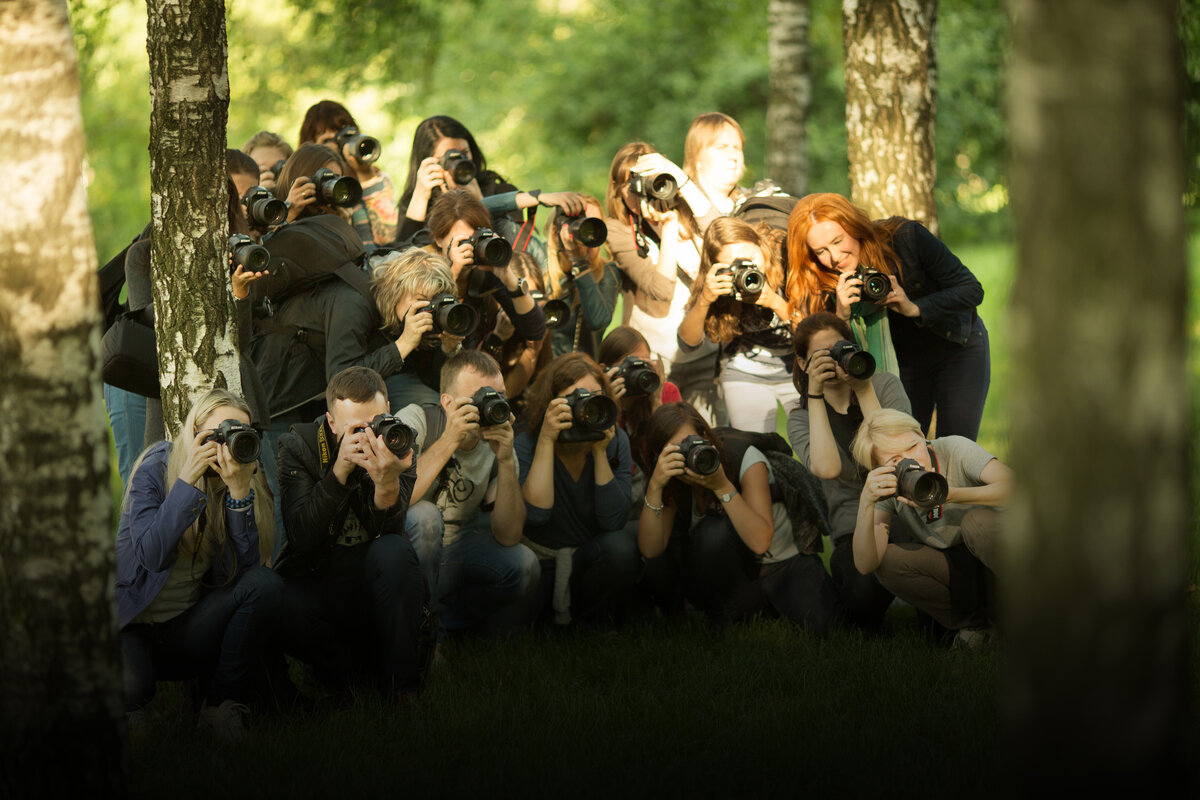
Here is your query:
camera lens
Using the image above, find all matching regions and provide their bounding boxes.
[313,169,363,207]
[543,299,571,329]
[371,415,415,457]
[679,435,720,476]
[474,234,512,267]
[649,173,678,201]
[441,150,477,185]
[227,430,261,464]
[575,394,617,430]
[858,268,891,303]
[230,235,270,272]
[473,389,511,427]
[829,340,876,381]
[567,216,608,248]
[618,357,660,397]
[896,458,949,509]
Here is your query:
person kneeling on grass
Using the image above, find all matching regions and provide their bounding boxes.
[395,350,540,637]
[850,408,1011,641]
[116,389,279,742]
[274,367,431,696]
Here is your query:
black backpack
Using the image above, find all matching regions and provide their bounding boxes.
[253,215,370,310]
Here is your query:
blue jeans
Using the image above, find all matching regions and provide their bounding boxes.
[404,501,445,602]
[104,383,148,489]
[439,513,540,636]
[120,565,283,710]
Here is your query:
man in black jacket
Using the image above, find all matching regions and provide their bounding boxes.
[275,367,426,694]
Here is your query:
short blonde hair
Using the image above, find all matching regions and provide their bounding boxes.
[851,408,925,469]
[242,130,293,158]
[371,248,456,331]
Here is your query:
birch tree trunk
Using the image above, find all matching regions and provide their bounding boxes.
[1004,0,1191,792]
[0,0,125,795]
[766,0,811,196]
[147,0,239,438]
[843,0,938,232]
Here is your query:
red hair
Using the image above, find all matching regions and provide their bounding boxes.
[784,193,904,320]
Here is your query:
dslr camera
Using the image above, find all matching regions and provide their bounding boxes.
[828,339,876,381]
[311,168,363,208]
[560,212,607,248]
[557,388,618,443]
[855,266,891,304]
[627,172,679,204]
[335,125,381,165]
[241,186,287,229]
[426,292,479,338]
[471,387,512,427]
[440,149,477,186]
[229,234,270,272]
[355,414,416,459]
[893,457,949,509]
[467,228,513,267]
[614,356,660,398]
[530,291,571,330]
[676,434,721,476]
[716,257,766,300]
[204,419,262,465]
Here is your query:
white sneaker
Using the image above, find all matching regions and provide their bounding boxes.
[952,627,994,650]
[198,699,250,743]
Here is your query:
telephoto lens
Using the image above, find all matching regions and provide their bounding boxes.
[721,257,766,298]
[828,339,876,381]
[312,168,363,207]
[242,186,288,228]
[558,388,618,443]
[542,299,571,330]
[205,419,262,464]
[467,228,513,267]
[676,434,721,476]
[440,149,477,185]
[367,414,416,458]
[427,292,480,337]
[894,457,949,509]
[471,387,512,427]
[335,125,381,164]
[629,172,679,203]
[229,234,270,272]
[856,266,892,303]
[615,356,661,397]
[562,213,608,248]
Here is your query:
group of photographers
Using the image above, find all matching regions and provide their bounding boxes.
[109,101,1008,739]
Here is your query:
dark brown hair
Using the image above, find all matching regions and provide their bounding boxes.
[642,401,738,515]
[597,326,655,445]
[440,349,503,394]
[790,312,856,405]
[686,217,788,341]
[273,144,350,219]
[326,366,386,411]
[427,189,492,243]
[521,352,613,438]
[226,148,259,179]
[298,100,356,145]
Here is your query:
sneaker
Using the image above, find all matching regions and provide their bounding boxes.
[952,627,994,650]
[198,699,250,743]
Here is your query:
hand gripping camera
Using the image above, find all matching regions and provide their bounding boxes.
[467,228,513,267]
[358,414,416,459]
[203,420,262,478]
[828,339,876,381]
[855,266,891,304]
[614,356,660,398]
[471,387,511,427]
[557,388,618,443]
[229,234,270,272]
[627,171,679,204]
[717,257,766,300]
[241,185,288,229]
[311,168,363,208]
[426,293,479,338]
[676,435,721,476]
[561,212,608,248]
[893,457,949,509]
[440,149,477,186]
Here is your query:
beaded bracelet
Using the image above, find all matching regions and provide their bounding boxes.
[226,489,255,511]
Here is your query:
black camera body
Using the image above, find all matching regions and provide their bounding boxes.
[561,213,608,248]
[335,125,381,165]
[894,457,949,509]
[467,228,513,267]
[426,292,479,338]
[628,172,679,203]
[676,435,721,476]
[856,266,891,303]
[312,168,363,208]
[828,339,876,381]
[357,414,416,458]
[471,387,511,427]
[204,419,262,465]
[229,234,269,272]
[558,388,618,443]
[242,186,287,229]
[440,149,477,186]
[269,159,287,179]
[717,257,766,300]
[530,291,571,330]
[615,356,660,398]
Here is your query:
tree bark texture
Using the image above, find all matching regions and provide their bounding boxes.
[766,0,811,196]
[147,0,239,438]
[0,0,125,796]
[843,0,938,232]
[1004,0,1190,793]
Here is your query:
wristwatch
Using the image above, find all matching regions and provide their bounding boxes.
[528,189,544,206]
[718,490,736,504]
[510,277,529,297]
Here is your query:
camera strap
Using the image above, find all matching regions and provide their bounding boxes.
[514,208,538,253]
[316,423,333,471]
[925,445,943,523]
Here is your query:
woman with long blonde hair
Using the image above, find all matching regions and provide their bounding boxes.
[544,194,620,359]
[116,388,281,740]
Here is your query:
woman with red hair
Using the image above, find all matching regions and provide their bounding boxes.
[785,193,989,440]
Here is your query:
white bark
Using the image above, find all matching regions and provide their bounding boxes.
[767,0,811,196]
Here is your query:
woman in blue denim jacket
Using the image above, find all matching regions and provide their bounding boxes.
[786,193,989,440]
[115,388,280,740]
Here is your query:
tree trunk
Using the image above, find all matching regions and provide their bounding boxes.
[0,1,125,796]
[1004,0,1190,793]
[147,0,239,438]
[766,0,811,196]
[843,0,938,232]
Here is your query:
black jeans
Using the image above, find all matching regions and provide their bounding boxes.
[121,565,283,710]
[897,315,990,440]
[279,535,425,693]
[529,529,642,625]
[829,534,894,630]
[683,514,841,633]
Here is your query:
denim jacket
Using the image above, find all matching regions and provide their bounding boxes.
[891,220,984,346]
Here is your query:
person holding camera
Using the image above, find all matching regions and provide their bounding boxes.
[395,115,586,245]
[786,312,912,629]
[604,141,726,426]
[394,350,540,637]
[682,112,746,217]
[116,388,279,740]
[543,196,620,360]
[298,99,398,248]
[242,130,293,193]
[515,352,637,625]
[480,250,555,411]
[850,408,1011,638]
[274,367,430,695]
[787,193,989,440]
[637,402,839,630]
[678,217,797,434]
